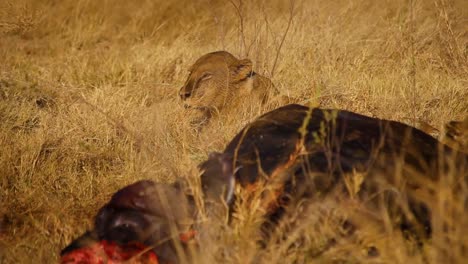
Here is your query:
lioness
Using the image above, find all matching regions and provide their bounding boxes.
[179,51,278,125]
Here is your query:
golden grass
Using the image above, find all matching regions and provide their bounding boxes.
[0,0,467,263]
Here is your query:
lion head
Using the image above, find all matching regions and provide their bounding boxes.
[179,51,276,125]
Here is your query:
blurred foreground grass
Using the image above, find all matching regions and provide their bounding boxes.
[0,0,467,262]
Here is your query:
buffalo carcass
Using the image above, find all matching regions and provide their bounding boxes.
[200,104,467,240]
[62,104,466,262]
[60,180,197,264]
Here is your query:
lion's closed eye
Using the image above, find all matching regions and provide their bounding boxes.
[200,73,213,81]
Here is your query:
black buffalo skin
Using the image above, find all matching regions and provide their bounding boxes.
[200,104,467,237]
[63,104,466,262]
[61,180,196,264]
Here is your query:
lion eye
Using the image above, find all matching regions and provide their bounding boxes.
[200,73,213,81]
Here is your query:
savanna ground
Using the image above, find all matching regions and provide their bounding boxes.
[0,0,467,263]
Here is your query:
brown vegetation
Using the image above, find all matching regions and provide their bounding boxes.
[444,116,468,151]
[0,0,467,263]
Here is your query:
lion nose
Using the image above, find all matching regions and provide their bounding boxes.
[180,90,191,100]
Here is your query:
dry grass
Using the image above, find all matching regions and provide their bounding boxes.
[0,0,467,263]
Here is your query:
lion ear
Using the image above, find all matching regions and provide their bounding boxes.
[230,59,253,82]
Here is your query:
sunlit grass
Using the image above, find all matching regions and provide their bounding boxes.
[0,0,466,263]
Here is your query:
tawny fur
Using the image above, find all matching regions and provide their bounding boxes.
[179,51,281,126]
